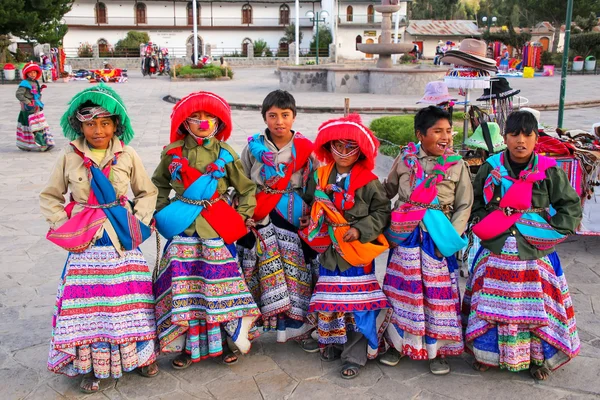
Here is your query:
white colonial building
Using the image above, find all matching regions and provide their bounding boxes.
[61,0,411,61]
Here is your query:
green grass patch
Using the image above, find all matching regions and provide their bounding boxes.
[171,64,234,79]
[370,112,471,158]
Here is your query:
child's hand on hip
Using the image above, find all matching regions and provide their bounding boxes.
[299,216,310,229]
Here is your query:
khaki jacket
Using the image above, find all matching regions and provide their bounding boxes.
[383,146,473,235]
[39,137,158,254]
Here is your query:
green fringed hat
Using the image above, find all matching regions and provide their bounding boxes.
[465,122,507,153]
[60,83,134,144]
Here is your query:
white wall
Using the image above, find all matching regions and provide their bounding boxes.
[63,0,320,56]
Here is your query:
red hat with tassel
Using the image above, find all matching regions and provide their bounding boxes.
[314,114,379,170]
[170,91,232,143]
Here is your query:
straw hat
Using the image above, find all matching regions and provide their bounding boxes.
[440,39,498,71]
[417,81,456,105]
[465,122,507,153]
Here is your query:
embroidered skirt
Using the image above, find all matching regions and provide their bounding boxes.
[237,218,318,342]
[383,228,464,360]
[16,109,54,152]
[154,235,260,362]
[462,236,579,371]
[47,241,157,379]
[307,264,391,359]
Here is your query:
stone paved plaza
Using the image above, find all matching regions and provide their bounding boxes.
[0,68,599,400]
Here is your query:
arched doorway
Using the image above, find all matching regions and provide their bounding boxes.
[355,35,362,51]
[242,38,252,57]
[540,37,550,52]
[365,38,374,58]
[98,38,109,56]
[186,34,203,60]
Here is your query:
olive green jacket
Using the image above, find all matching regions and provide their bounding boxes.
[303,164,391,272]
[152,134,257,239]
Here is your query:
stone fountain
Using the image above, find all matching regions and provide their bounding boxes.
[356,0,414,68]
[278,0,445,95]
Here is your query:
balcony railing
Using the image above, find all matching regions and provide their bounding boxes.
[338,14,407,25]
[63,15,313,28]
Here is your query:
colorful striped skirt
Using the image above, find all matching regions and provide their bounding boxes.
[154,235,260,362]
[16,109,54,152]
[462,237,580,371]
[237,218,317,342]
[307,264,391,359]
[383,229,464,360]
[47,242,157,379]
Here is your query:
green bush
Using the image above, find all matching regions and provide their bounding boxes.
[171,64,233,79]
[370,113,469,158]
[540,51,563,67]
[570,32,600,59]
[253,39,268,57]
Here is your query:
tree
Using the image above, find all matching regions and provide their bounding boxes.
[253,38,268,57]
[482,22,532,57]
[570,32,600,58]
[283,23,303,45]
[115,31,150,50]
[309,24,332,57]
[521,0,600,52]
[573,12,599,34]
[0,0,72,40]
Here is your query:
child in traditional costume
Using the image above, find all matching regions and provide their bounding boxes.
[152,91,260,369]
[381,106,473,375]
[16,61,54,152]
[41,84,159,393]
[237,90,318,349]
[300,114,391,379]
[463,110,582,380]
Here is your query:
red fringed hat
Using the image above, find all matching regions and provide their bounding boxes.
[314,114,379,170]
[170,91,232,143]
[22,62,42,80]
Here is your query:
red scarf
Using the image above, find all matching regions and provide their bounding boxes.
[253,136,314,221]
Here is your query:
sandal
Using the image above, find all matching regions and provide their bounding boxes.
[378,347,402,367]
[530,364,551,381]
[138,362,160,378]
[172,352,193,370]
[299,338,320,354]
[320,346,342,362]
[472,361,490,372]
[341,362,360,380]
[221,350,238,365]
[429,358,451,375]
[79,374,111,394]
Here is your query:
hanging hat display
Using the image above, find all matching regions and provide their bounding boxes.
[22,62,42,80]
[417,81,456,105]
[61,83,135,144]
[476,77,520,101]
[314,114,379,170]
[170,91,232,143]
[440,39,498,72]
[465,122,506,153]
[444,68,491,89]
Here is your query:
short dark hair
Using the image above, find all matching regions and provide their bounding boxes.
[261,90,297,119]
[505,110,539,136]
[414,106,451,136]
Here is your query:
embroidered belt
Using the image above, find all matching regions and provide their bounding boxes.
[174,194,225,208]
[489,205,547,217]
[325,217,355,227]
[78,197,126,209]
[259,185,296,195]
[400,197,453,213]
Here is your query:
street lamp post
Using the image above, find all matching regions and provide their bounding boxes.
[306,10,329,65]
[481,16,497,32]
